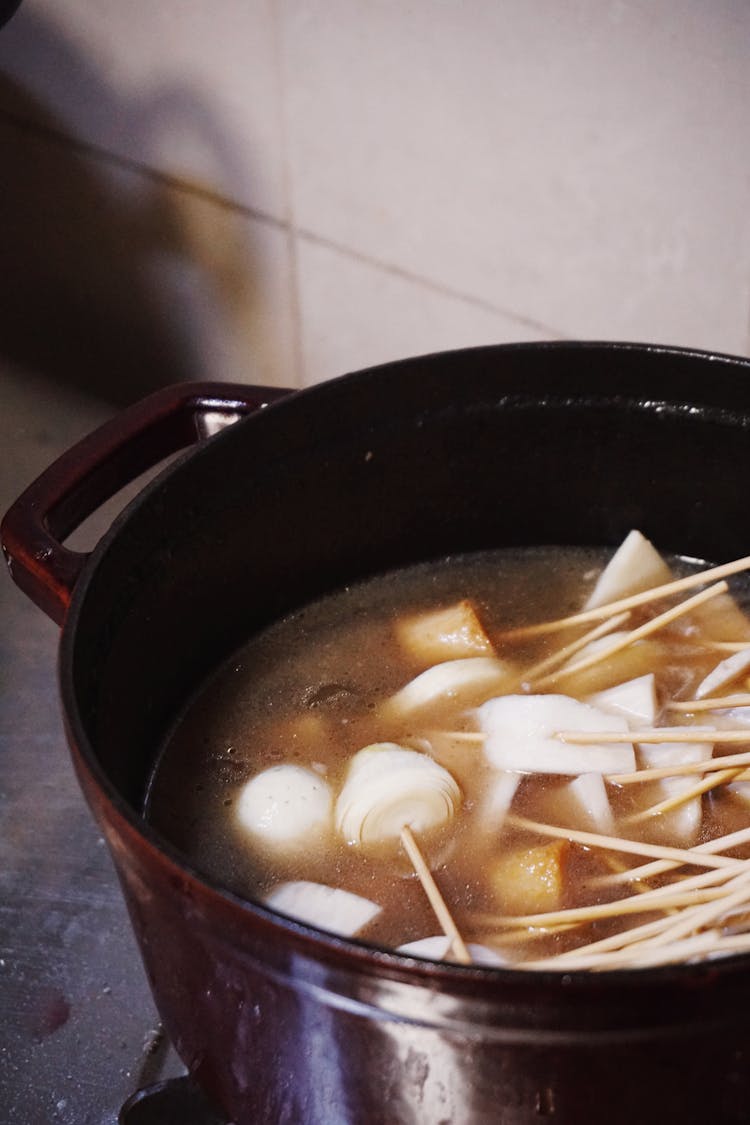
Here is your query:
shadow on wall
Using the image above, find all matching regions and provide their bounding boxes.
[0,13,265,404]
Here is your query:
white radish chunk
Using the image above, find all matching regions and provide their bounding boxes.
[560,772,615,834]
[336,743,461,844]
[479,771,521,827]
[729,781,750,804]
[395,600,493,665]
[588,674,657,727]
[637,738,715,770]
[264,880,381,937]
[479,694,635,775]
[396,935,506,966]
[695,650,750,700]
[236,765,332,850]
[638,739,714,844]
[382,657,512,719]
[715,707,750,729]
[584,530,672,610]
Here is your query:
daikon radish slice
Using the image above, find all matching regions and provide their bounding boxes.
[695,650,750,700]
[584,530,672,610]
[382,657,512,718]
[397,935,506,966]
[490,840,573,914]
[560,772,615,834]
[264,880,380,937]
[729,781,750,804]
[588,674,657,728]
[637,739,715,770]
[649,777,703,843]
[479,771,522,826]
[236,765,332,849]
[479,694,635,775]
[336,743,461,844]
[395,600,493,665]
[638,740,713,844]
[715,707,750,729]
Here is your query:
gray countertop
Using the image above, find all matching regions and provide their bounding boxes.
[1,368,185,1125]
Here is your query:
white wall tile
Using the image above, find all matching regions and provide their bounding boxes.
[0,0,286,220]
[281,0,750,355]
[296,236,555,386]
[0,116,297,402]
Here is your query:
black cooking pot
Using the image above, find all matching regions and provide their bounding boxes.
[5,341,750,1125]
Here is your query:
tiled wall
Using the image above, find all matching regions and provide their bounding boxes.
[1,1,749,400]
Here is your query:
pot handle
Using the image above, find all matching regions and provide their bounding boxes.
[1,381,293,626]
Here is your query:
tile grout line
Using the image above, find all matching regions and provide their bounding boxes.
[0,105,566,342]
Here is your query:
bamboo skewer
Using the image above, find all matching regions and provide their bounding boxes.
[519,612,631,684]
[536,582,728,685]
[505,813,741,869]
[520,869,750,970]
[497,888,729,931]
[623,768,747,824]
[526,930,750,972]
[518,906,710,967]
[608,751,750,784]
[591,825,750,887]
[559,727,750,745]
[500,555,750,641]
[667,694,750,713]
[399,825,472,965]
[479,863,748,931]
[636,869,750,950]
[432,730,486,743]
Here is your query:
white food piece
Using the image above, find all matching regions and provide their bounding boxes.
[336,743,462,844]
[584,530,672,610]
[236,765,332,849]
[561,772,615,834]
[264,880,381,937]
[638,738,714,844]
[714,707,750,729]
[479,694,635,775]
[694,650,750,700]
[588,674,657,728]
[395,600,493,665]
[479,771,522,827]
[729,781,750,804]
[396,935,507,966]
[382,657,512,718]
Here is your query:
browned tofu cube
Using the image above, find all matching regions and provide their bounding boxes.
[490,840,572,915]
[395,600,493,666]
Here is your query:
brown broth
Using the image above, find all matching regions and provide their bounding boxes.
[145,545,750,968]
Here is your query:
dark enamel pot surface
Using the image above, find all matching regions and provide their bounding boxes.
[6,341,750,1124]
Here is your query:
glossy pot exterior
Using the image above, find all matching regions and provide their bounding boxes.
[8,342,750,1124]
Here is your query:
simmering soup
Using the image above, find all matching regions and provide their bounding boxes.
[146,531,750,971]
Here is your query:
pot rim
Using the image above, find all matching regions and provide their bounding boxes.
[58,338,750,991]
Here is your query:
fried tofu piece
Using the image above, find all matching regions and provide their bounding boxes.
[490,839,573,915]
[395,600,493,666]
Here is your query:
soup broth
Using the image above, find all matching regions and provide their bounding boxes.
[146,538,750,970]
